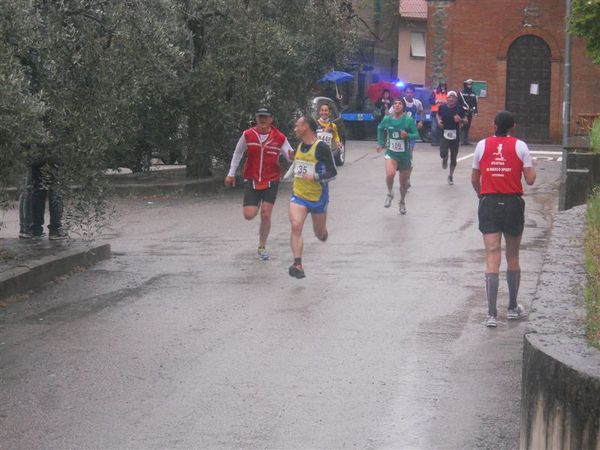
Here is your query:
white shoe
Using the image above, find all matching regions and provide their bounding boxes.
[384,193,394,208]
[485,315,497,328]
[399,202,407,215]
[507,304,525,320]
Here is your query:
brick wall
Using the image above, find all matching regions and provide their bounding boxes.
[425,0,600,143]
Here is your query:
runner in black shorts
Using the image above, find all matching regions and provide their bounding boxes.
[243,180,279,207]
[471,111,536,328]
[225,106,293,260]
[478,194,525,237]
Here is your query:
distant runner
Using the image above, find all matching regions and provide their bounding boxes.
[437,91,468,185]
[288,115,337,279]
[402,84,424,153]
[317,103,342,156]
[377,98,419,214]
[471,111,536,328]
[225,106,293,261]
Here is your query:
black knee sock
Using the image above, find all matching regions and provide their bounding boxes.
[507,270,521,310]
[485,273,499,317]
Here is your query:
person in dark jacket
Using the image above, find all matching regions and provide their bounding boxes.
[460,79,478,145]
[375,89,393,121]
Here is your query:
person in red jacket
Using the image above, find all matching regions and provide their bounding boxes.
[471,111,536,328]
[225,106,293,261]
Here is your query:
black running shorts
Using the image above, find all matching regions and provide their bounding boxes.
[243,181,279,207]
[478,194,525,236]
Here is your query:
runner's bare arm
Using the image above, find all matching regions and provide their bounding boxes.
[471,169,481,196]
[523,166,536,186]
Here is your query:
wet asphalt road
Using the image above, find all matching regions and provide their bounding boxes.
[0,140,560,449]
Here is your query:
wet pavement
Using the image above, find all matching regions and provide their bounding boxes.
[0,141,560,449]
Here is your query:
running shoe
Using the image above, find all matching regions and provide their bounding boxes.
[507,304,525,320]
[257,247,270,261]
[19,232,33,239]
[384,193,394,208]
[399,201,407,215]
[442,157,448,169]
[288,264,306,279]
[447,175,454,185]
[485,315,497,328]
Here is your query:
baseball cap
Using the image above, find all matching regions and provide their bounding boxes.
[447,91,458,97]
[465,79,473,84]
[255,106,273,116]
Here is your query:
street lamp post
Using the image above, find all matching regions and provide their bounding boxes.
[560,0,572,210]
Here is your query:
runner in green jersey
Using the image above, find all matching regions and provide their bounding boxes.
[376,98,419,214]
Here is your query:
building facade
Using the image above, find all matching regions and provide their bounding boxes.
[425,0,600,143]
[397,0,427,85]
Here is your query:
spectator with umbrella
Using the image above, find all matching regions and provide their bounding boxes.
[367,81,402,122]
[319,70,353,103]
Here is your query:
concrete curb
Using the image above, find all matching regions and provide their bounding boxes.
[520,205,600,450]
[108,174,225,197]
[0,243,111,300]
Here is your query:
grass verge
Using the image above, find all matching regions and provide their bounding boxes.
[585,188,600,348]
[591,118,600,154]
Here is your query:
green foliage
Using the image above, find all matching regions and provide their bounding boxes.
[177,0,357,177]
[590,118,600,153]
[1,0,356,234]
[585,187,600,348]
[569,0,600,64]
[0,3,48,210]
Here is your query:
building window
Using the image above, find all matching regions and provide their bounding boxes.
[410,32,426,59]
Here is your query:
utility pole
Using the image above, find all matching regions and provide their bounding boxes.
[560,0,572,210]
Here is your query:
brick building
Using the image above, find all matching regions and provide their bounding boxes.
[425,0,600,143]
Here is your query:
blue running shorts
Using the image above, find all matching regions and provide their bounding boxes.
[290,192,329,214]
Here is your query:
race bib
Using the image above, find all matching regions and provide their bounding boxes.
[294,160,315,178]
[317,131,333,146]
[389,138,406,152]
[443,129,458,140]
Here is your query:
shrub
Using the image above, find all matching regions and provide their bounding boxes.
[590,118,600,154]
[584,187,600,348]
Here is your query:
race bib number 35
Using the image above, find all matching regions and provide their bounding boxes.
[294,161,316,178]
[389,138,406,152]
[443,129,457,140]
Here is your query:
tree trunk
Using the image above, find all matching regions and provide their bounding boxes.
[185,112,212,178]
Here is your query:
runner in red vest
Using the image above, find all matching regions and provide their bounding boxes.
[471,111,536,328]
[225,106,293,261]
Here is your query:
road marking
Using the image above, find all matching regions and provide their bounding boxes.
[530,151,563,155]
[457,152,474,162]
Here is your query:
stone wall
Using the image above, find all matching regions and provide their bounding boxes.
[521,205,600,449]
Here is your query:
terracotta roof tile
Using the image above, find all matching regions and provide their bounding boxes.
[399,0,427,19]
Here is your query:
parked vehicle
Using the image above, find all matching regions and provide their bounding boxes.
[310,96,347,166]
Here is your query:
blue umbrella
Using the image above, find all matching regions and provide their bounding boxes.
[319,70,354,83]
